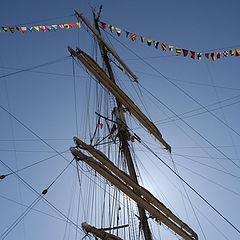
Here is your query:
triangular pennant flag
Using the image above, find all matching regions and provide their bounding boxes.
[161,43,167,51]
[21,27,27,33]
[169,45,174,52]
[2,27,8,32]
[45,26,52,31]
[115,27,121,36]
[28,27,34,32]
[190,51,195,59]
[64,24,70,29]
[211,52,216,61]
[205,53,210,59]
[58,24,64,29]
[99,122,103,129]
[109,25,114,32]
[69,23,75,28]
[216,52,221,59]
[51,25,58,31]
[153,41,159,49]
[176,48,181,55]
[34,26,40,32]
[40,26,46,32]
[146,38,152,46]
[75,22,81,28]
[140,36,145,43]
[100,21,107,30]
[222,50,228,57]
[235,49,240,56]
[197,52,202,60]
[183,49,189,57]
[229,49,235,56]
[125,31,130,38]
[130,33,137,42]
[9,27,15,33]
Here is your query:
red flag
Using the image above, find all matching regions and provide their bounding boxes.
[100,22,107,30]
[99,122,103,129]
[205,53,210,59]
[183,49,188,57]
[190,51,195,59]
[216,52,221,59]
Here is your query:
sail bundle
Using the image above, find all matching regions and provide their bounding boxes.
[68,47,171,152]
[70,137,198,240]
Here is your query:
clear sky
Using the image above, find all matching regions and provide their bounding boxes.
[0,1,240,240]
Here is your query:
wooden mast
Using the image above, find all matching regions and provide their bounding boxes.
[68,9,197,240]
[92,8,152,240]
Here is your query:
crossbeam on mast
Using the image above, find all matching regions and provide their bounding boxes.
[70,146,198,240]
[68,47,171,153]
[72,137,198,239]
[74,10,138,81]
[82,222,124,240]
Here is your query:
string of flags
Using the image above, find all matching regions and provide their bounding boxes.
[0,22,81,33]
[100,21,240,61]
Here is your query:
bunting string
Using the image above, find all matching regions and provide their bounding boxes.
[100,21,240,61]
[0,22,81,34]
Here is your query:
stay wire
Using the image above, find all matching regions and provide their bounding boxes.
[0,56,69,80]
[2,149,68,178]
[0,158,85,236]
[139,83,240,171]
[72,56,79,136]
[170,155,207,240]
[0,195,42,240]
[139,140,240,235]
[103,27,240,161]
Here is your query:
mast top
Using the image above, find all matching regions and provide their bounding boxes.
[74,10,138,81]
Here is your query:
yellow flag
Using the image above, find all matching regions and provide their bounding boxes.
[34,26,40,32]
[75,22,81,28]
[64,24,70,29]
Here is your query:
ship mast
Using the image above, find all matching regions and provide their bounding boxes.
[69,9,198,240]
[90,8,153,240]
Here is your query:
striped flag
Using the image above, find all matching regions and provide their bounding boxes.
[161,43,167,51]
[176,48,181,55]
[130,33,137,41]
[9,27,15,33]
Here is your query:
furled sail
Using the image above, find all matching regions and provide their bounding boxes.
[68,47,171,152]
[70,137,198,240]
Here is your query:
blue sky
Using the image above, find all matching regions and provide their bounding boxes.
[0,1,240,240]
